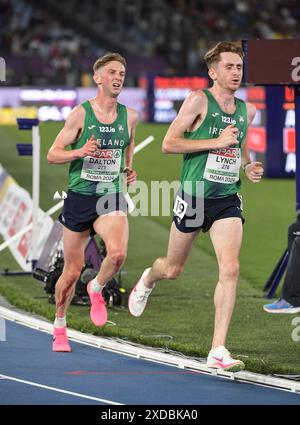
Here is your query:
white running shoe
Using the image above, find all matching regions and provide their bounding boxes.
[206,345,245,372]
[128,268,154,317]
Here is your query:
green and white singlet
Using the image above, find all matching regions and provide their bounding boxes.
[68,101,130,196]
[180,89,248,198]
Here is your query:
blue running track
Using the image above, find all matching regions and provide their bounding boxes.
[0,320,300,405]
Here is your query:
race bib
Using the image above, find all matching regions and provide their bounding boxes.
[204,147,241,184]
[173,195,188,220]
[81,149,122,182]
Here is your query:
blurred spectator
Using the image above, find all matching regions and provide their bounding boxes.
[1,0,300,85]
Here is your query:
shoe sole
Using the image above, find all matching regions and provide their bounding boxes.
[52,345,71,352]
[128,268,152,317]
[263,306,300,314]
[207,362,245,372]
[128,285,144,317]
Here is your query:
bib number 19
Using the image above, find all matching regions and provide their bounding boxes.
[173,196,188,220]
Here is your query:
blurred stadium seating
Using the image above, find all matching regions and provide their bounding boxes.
[1,0,300,86]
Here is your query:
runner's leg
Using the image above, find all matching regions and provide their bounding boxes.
[144,223,199,288]
[92,211,129,286]
[209,217,243,348]
[55,227,90,318]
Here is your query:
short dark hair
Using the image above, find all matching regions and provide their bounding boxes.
[93,52,126,72]
[204,41,244,68]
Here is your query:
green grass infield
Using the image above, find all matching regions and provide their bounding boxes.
[0,122,299,375]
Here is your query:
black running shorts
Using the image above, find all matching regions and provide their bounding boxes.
[173,189,244,233]
[58,190,128,234]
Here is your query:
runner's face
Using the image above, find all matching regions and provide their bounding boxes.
[95,61,126,97]
[210,52,243,92]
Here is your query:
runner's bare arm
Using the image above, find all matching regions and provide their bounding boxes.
[124,108,138,185]
[243,102,264,182]
[125,108,138,169]
[241,102,256,166]
[47,106,99,164]
[162,91,238,154]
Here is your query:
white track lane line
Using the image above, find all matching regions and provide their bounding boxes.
[0,374,124,405]
[134,135,154,154]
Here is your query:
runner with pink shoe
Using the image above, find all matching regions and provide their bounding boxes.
[48,53,138,352]
[128,42,263,372]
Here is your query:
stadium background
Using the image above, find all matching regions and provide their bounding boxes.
[0,0,299,375]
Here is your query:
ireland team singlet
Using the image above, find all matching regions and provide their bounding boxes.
[180,89,248,198]
[68,101,130,196]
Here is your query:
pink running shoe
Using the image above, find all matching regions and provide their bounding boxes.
[52,327,71,352]
[206,346,244,372]
[87,282,108,326]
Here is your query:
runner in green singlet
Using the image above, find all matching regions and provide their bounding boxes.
[180,88,248,199]
[47,53,138,352]
[128,42,264,372]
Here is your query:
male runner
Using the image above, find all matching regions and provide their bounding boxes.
[47,52,138,352]
[128,42,263,371]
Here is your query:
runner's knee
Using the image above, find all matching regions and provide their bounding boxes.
[108,251,126,269]
[62,266,82,285]
[219,261,239,284]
